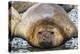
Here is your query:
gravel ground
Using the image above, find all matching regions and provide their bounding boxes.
[9,5,78,53]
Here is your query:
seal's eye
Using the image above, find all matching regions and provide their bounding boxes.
[38,32,42,34]
[50,32,54,34]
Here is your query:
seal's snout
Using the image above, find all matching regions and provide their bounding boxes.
[38,30,54,42]
[38,31,54,48]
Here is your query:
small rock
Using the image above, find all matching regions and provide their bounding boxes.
[68,6,78,27]
[11,1,34,13]
[11,37,31,49]
[65,38,78,49]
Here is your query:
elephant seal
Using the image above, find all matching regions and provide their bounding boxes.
[11,3,77,48]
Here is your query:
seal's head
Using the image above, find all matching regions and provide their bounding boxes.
[27,19,66,48]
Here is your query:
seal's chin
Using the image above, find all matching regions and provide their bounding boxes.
[39,42,54,48]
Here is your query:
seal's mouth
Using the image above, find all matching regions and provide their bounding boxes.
[39,42,53,48]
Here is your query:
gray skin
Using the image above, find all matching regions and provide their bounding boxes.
[14,3,77,48]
